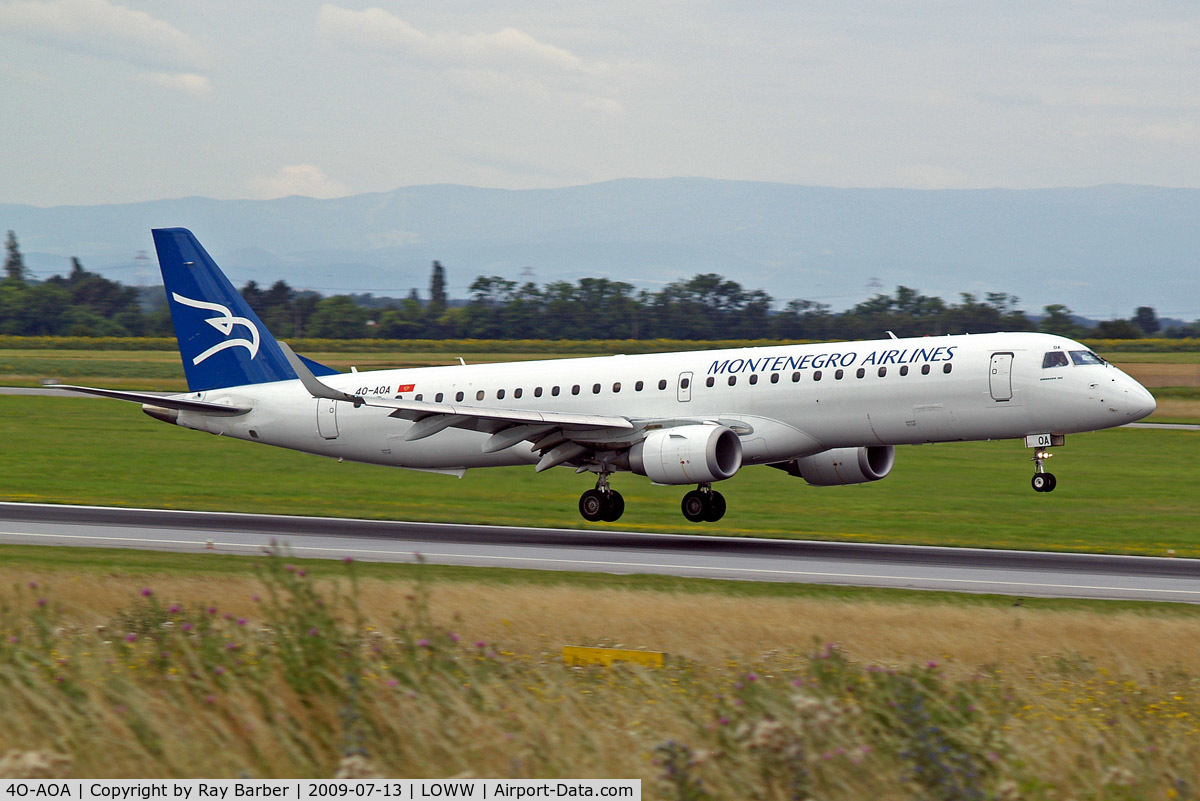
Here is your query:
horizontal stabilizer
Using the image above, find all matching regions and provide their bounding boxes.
[53,385,251,416]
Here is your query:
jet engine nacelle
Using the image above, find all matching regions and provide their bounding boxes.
[629,424,743,485]
[788,445,895,486]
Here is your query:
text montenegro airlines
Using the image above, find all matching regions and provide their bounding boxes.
[707,345,957,374]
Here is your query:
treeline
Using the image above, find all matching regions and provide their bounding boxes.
[2,229,1190,340]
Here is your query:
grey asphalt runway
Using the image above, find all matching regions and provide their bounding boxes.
[1,502,1198,603]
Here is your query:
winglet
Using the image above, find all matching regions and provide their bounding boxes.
[280,342,362,406]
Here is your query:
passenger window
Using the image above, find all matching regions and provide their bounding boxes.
[435,392,444,402]
[415,394,423,401]
[477,390,485,401]
[635,380,644,391]
[749,374,758,385]
[534,387,542,397]
[680,377,690,389]
[878,367,886,377]
[899,365,908,376]
[455,391,464,402]
[658,379,667,390]
[835,369,844,380]
[1043,351,1070,368]
[613,382,621,393]
[813,370,822,381]
[728,376,737,386]
[921,364,931,375]
[770,373,779,384]
[943,363,953,374]
[856,368,865,379]
[497,389,505,400]
[706,377,715,388]
[572,385,580,395]
[592,383,601,394]
[552,386,560,396]
[792,371,801,382]
[514,388,522,399]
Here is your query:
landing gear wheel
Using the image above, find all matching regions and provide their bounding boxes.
[681,490,708,522]
[704,490,727,522]
[601,490,625,522]
[1031,473,1057,493]
[579,489,607,521]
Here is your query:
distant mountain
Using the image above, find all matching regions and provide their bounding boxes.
[3,179,1198,318]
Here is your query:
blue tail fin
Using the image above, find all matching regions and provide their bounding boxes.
[153,228,336,391]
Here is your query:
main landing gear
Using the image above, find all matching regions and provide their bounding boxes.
[682,484,727,523]
[579,473,625,523]
[1030,449,1057,493]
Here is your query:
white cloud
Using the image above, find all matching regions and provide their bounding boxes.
[316,5,600,75]
[0,0,206,70]
[245,165,349,200]
[141,72,212,96]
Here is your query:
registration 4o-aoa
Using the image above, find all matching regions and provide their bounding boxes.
[61,229,1157,523]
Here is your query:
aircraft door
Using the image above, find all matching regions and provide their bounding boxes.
[989,352,1013,402]
[677,371,693,402]
[317,398,339,439]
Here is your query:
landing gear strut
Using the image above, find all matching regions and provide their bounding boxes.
[1030,449,1057,493]
[579,472,625,522]
[681,484,727,522]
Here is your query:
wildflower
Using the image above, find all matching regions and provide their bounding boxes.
[205,694,216,704]
[746,672,758,682]
[343,556,354,564]
[718,716,729,726]
[226,643,239,651]
[449,633,460,643]
[476,641,486,648]
[141,588,153,597]
[286,564,296,573]
[168,604,181,614]
[418,638,431,648]
[207,606,217,615]
[926,660,939,669]
[308,628,319,637]
[298,570,307,578]
[182,623,193,632]
[124,634,137,643]
[237,618,246,626]
[214,666,225,675]
[252,595,260,602]
[37,598,46,607]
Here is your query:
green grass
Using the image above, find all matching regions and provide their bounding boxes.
[3,396,1199,556]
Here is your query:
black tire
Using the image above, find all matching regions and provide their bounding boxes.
[602,490,625,522]
[579,489,606,521]
[704,490,727,522]
[681,490,708,522]
[1043,473,1057,492]
[1031,474,1049,492]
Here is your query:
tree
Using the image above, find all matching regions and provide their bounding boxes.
[4,230,26,282]
[1039,304,1086,338]
[1133,306,1160,336]
[1093,319,1143,339]
[428,261,447,315]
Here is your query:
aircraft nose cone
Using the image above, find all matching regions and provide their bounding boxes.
[1126,383,1156,422]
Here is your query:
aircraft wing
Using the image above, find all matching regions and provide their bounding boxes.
[53,385,252,416]
[280,343,635,469]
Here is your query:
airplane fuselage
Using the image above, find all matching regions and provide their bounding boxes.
[168,331,1154,473]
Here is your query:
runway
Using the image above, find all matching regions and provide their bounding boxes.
[1,502,1198,603]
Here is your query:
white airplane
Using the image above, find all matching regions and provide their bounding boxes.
[60,228,1157,523]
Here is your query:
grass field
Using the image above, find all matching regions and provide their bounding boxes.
[2,549,1200,792]
[2,395,1199,556]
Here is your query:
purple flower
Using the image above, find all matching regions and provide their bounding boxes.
[205,694,216,704]
[27,581,37,589]
[449,633,460,643]
[37,598,46,607]
[387,678,398,688]
[226,642,239,651]
[746,672,758,682]
[207,606,217,615]
[141,588,153,597]
[213,666,225,675]
[169,604,181,614]
[125,633,137,642]
[308,627,319,637]
[298,570,307,578]
[475,641,486,649]
[343,556,354,564]
[418,638,430,648]
[237,618,246,626]
[927,661,939,669]
[182,622,193,632]
[718,716,729,726]
[252,595,260,603]
[285,564,295,573]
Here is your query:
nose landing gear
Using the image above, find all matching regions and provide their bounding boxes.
[1031,449,1057,493]
[578,472,625,522]
[682,484,727,522]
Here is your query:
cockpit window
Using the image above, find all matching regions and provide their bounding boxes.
[1042,351,1069,368]
[1069,350,1106,366]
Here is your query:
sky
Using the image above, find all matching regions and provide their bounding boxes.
[1,1,1199,207]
